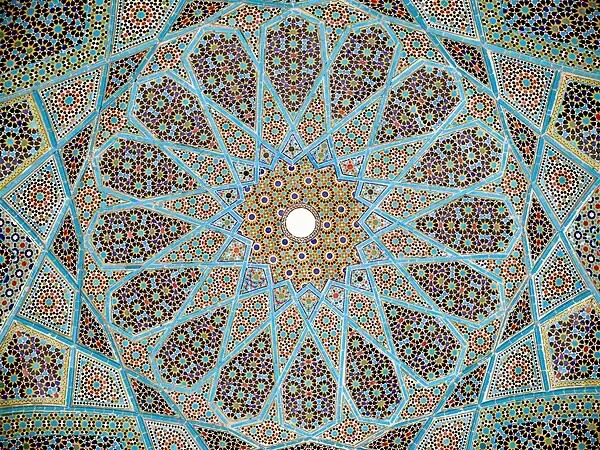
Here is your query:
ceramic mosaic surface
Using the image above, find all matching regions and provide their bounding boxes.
[0,0,599,448]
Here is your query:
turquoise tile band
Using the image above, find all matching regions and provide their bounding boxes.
[0,1,599,449]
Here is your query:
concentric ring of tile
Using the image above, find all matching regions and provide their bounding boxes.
[0,1,599,449]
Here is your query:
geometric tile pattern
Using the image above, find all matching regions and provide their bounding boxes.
[0,1,599,448]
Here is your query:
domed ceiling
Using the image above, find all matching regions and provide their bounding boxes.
[0,0,599,449]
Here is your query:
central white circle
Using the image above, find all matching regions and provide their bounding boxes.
[285,207,317,238]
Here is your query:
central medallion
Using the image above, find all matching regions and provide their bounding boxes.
[236,157,368,291]
[283,204,320,241]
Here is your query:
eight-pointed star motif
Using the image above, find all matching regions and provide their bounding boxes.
[0,1,598,449]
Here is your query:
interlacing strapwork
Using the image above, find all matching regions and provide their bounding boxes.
[0,1,599,448]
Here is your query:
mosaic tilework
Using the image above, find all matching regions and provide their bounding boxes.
[0,1,599,448]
